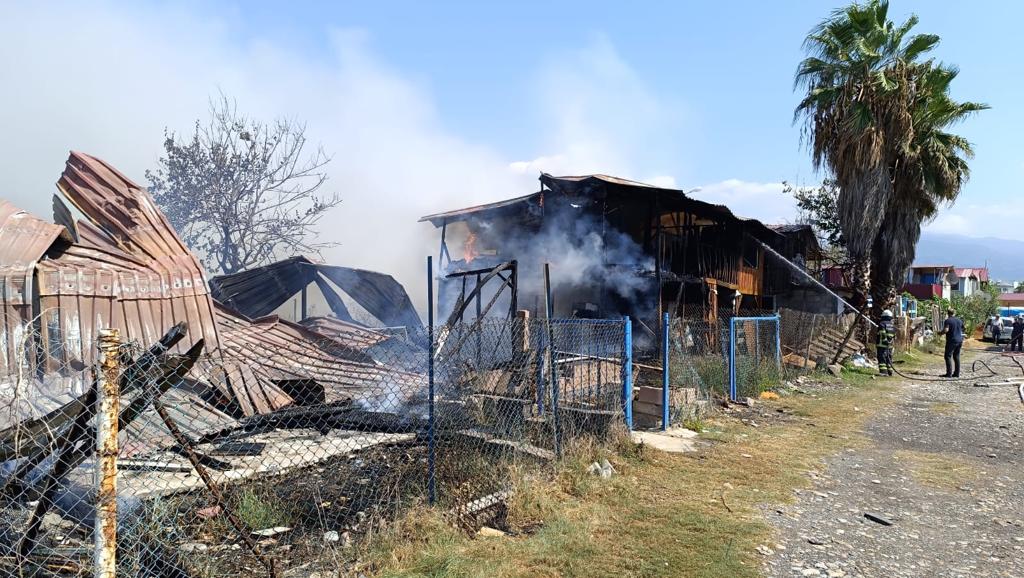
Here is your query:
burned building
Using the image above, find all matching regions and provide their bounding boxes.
[0,152,428,450]
[420,174,799,346]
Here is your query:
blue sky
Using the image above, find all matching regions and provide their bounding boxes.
[0,0,1019,292]
[222,0,1016,216]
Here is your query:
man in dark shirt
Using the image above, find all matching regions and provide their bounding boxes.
[940,308,964,378]
[1011,315,1024,353]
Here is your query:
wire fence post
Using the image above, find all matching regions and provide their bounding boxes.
[774,313,783,375]
[536,333,546,416]
[728,317,737,402]
[545,263,560,458]
[95,328,121,578]
[661,312,670,431]
[623,316,633,430]
[426,256,436,505]
[754,318,760,362]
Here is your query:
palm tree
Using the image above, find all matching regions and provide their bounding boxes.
[795,0,939,311]
[870,64,988,316]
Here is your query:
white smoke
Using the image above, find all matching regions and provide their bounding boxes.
[0,4,683,315]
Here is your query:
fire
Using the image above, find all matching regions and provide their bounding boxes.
[464,231,479,263]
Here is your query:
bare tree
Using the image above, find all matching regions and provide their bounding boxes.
[147,96,341,274]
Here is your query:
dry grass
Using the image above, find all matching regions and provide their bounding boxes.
[926,401,957,415]
[361,380,897,578]
[893,450,980,490]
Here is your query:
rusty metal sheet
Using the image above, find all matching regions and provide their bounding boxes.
[0,201,71,373]
[215,304,423,407]
[300,316,390,352]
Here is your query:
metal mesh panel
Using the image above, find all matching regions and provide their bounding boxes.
[729,316,782,400]
[1,313,628,576]
[668,317,728,408]
[431,317,627,518]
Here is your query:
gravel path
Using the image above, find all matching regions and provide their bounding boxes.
[763,352,1024,578]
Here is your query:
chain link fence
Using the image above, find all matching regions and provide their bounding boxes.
[1,312,629,577]
[665,312,781,409]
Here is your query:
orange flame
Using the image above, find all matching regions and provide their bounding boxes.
[464,231,479,263]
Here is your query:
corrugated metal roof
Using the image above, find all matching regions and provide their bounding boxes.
[418,173,782,242]
[954,267,990,282]
[2,152,431,435]
[210,257,423,332]
[768,224,813,234]
[419,191,542,225]
[300,316,391,352]
[215,303,423,407]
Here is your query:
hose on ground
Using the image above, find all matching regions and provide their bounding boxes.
[880,353,1001,383]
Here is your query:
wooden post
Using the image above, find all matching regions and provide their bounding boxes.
[515,309,530,353]
[804,314,818,370]
[832,309,865,365]
[95,328,121,578]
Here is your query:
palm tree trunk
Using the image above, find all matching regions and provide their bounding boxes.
[850,256,872,350]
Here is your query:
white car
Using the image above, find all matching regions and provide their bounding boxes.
[983,317,1015,343]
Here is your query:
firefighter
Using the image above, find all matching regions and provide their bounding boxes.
[1011,315,1024,353]
[877,309,896,376]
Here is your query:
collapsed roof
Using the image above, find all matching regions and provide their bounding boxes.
[209,255,422,330]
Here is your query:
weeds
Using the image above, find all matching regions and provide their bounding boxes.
[894,450,979,489]
[682,415,707,432]
[233,487,293,530]
[365,379,895,578]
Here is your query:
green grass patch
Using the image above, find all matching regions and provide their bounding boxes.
[233,487,293,530]
[362,381,895,578]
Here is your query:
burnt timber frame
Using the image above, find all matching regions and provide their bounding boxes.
[443,260,519,326]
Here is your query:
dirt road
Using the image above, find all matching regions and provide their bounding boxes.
[763,352,1024,578]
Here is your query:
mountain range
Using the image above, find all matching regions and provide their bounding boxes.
[915,232,1024,283]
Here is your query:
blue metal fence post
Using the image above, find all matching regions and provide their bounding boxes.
[774,313,783,374]
[426,256,436,505]
[729,317,737,401]
[623,316,633,430]
[754,318,760,363]
[661,313,670,431]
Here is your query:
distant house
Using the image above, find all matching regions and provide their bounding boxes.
[998,292,1024,308]
[992,280,1017,294]
[904,265,955,300]
[951,267,989,298]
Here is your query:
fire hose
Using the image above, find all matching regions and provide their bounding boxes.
[885,351,1024,405]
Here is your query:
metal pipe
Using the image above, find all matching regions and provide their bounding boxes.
[427,256,436,505]
[774,313,783,374]
[545,263,560,457]
[729,318,737,401]
[95,328,120,578]
[623,316,633,430]
[662,313,670,431]
[475,272,482,365]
